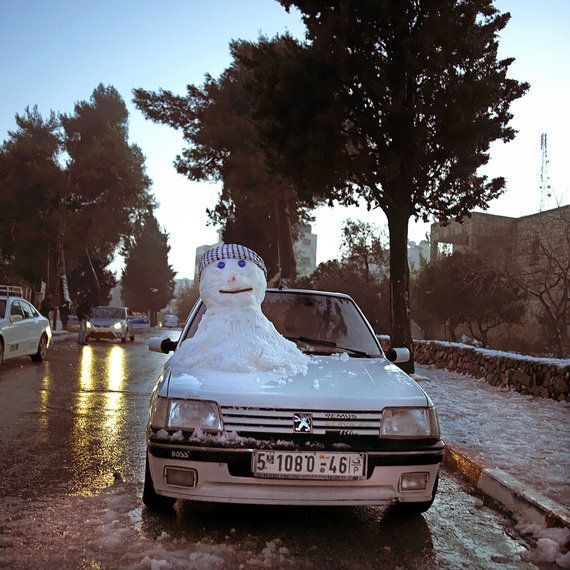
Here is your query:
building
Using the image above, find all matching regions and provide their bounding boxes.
[430,205,569,268]
[163,278,194,316]
[408,240,430,274]
[194,242,221,279]
[429,205,570,352]
[194,224,318,279]
[293,224,318,277]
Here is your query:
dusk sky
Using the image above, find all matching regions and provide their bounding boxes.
[1,0,568,279]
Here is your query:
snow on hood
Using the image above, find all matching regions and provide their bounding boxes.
[163,354,429,410]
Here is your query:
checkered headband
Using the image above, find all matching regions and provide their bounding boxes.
[199,244,267,280]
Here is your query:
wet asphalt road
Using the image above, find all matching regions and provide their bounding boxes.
[0,333,536,569]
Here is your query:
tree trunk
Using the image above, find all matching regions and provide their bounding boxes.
[448,318,458,342]
[388,208,414,373]
[274,197,297,282]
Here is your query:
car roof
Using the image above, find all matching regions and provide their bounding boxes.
[265,288,354,301]
[191,289,355,307]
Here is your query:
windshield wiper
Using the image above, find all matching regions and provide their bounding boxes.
[285,336,371,358]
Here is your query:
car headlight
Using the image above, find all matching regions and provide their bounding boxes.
[168,399,222,431]
[150,395,169,428]
[150,397,223,431]
[86,321,91,328]
[113,322,122,330]
[380,407,440,438]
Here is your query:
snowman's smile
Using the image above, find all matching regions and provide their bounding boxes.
[219,287,253,294]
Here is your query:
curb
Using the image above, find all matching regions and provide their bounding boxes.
[444,444,570,529]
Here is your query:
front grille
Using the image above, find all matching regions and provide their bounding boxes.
[221,406,382,436]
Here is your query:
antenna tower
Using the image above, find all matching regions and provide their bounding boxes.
[539,132,551,211]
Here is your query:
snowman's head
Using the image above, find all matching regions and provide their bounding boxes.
[199,244,267,309]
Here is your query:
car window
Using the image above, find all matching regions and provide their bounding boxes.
[0,299,6,316]
[19,301,35,319]
[10,301,24,318]
[92,307,126,319]
[184,292,382,357]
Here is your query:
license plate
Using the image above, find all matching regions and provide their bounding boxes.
[252,451,367,480]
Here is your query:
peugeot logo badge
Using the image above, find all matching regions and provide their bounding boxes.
[293,413,313,433]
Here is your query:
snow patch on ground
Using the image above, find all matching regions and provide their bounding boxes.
[515,517,570,566]
[416,364,570,506]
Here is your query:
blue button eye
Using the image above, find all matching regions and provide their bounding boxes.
[238,260,246,268]
[217,261,225,269]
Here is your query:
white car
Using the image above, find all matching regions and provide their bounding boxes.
[144,289,443,514]
[0,286,52,364]
[128,311,150,335]
[162,314,179,329]
[88,306,134,343]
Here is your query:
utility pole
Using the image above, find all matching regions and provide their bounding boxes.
[54,132,81,327]
[539,132,551,212]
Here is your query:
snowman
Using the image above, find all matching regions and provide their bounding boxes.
[172,244,308,375]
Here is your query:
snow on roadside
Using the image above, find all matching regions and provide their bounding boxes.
[0,481,301,569]
[415,339,570,367]
[514,518,570,567]
[414,364,570,506]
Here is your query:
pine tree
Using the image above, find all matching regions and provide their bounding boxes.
[266,0,529,371]
[121,212,176,325]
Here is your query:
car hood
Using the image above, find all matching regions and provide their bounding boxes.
[90,317,124,326]
[164,355,429,410]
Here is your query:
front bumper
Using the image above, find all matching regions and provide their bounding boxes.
[147,439,444,506]
[89,327,123,339]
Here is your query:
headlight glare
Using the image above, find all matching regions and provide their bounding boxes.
[113,322,122,329]
[380,407,440,438]
[168,399,222,431]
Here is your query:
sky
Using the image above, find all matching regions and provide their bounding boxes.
[1,0,569,280]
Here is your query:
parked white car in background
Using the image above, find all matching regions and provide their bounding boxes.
[144,289,443,514]
[0,285,51,364]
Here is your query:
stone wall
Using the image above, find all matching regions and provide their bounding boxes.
[413,340,570,402]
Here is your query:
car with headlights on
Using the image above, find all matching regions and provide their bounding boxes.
[0,285,51,364]
[144,289,443,514]
[88,306,134,343]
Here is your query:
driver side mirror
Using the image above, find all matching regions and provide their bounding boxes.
[385,347,410,363]
[148,336,178,354]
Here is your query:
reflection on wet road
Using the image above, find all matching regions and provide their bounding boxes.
[0,334,177,497]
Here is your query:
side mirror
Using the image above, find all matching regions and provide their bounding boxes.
[148,336,178,354]
[385,347,410,363]
[10,314,23,323]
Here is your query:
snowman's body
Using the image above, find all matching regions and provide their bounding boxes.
[172,253,308,374]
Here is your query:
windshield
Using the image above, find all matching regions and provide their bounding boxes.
[92,307,126,319]
[184,291,382,357]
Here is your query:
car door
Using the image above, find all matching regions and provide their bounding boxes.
[3,301,27,358]
[19,300,42,354]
